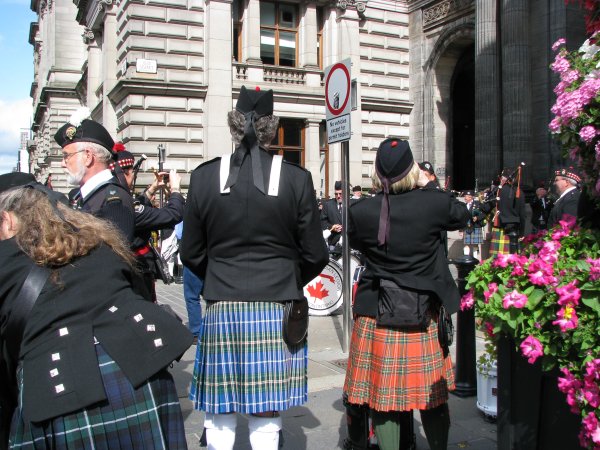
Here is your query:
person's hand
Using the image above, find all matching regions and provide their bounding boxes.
[331,224,342,233]
[168,170,181,193]
[417,169,430,188]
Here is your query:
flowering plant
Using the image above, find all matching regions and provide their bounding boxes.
[549,32,600,202]
[461,217,600,448]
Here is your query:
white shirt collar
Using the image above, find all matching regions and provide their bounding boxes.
[81,169,113,199]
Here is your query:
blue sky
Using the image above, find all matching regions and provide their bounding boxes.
[0,0,36,174]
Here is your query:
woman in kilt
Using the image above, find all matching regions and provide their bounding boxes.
[0,180,193,450]
[344,139,469,450]
[180,86,328,450]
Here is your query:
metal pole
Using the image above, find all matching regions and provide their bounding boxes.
[341,140,352,353]
[157,144,165,208]
[450,254,479,397]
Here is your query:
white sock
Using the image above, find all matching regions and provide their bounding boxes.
[248,414,282,450]
[204,413,237,450]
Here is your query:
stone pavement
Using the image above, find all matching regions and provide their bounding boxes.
[156,277,497,450]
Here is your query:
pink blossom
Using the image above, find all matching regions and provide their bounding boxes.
[483,282,498,303]
[558,215,577,230]
[583,378,600,408]
[561,69,580,84]
[484,321,495,338]
[502,290,528,309]
[492,253,510,268]
[527,259,557,285]
[549,117,562,132]
[553,303,579,332]
[580,125,598,143]
[553,80,568,95]
[551,227,570,240]
[520,335,543,364]
[460,289,475,311]
[555,281,581,306]
[558,367,582,393]
[551,53,571,73]
[580,412,600,447]
[552,38,566,51]
[506,279,515,288]
[585,359,600,381]
[588,257,600,281]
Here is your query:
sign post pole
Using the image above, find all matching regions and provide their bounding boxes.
[324,58,353,353]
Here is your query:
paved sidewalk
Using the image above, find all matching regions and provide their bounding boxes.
[156,281,497,450]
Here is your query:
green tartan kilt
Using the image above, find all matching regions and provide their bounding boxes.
[489,227,510,256]
[9,344,186,450]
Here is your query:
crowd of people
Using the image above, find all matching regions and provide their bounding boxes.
[0,85,586,450]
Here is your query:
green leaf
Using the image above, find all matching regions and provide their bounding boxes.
[581,297,600,314]
[526,289,545,309]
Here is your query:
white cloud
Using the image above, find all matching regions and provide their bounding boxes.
[0,97,32,174]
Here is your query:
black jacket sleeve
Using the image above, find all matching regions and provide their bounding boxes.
[134,192,185,232]
[180,170,208,280]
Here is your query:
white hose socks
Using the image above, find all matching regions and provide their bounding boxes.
[204,413,237,450]
[248,415,282,450]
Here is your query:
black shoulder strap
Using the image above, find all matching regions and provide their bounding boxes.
[5,265,51,363]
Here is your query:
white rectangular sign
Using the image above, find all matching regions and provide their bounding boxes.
[136,59,157,74]
[327,114,351,144]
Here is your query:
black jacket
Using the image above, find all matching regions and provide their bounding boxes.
[0,239,192,423]
[530,196,553,229]
[321,199,343,246]
[132,192,185,250]
[548,188,581,229]
[498,183,526,235]
[181,152,329,302]
[348,189,469,317]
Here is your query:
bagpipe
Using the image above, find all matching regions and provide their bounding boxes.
[484,162,526,227]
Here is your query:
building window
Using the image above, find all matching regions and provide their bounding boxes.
[268,119,304,164]
[260,2,298,67]
[233,0,242,62]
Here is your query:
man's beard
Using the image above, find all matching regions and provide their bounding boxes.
[66,158,86,186]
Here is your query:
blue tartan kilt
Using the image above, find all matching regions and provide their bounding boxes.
[9,345,186,450]
[464,226,483,245]
[189,301,308,414]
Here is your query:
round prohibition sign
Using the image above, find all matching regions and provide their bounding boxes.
[325,62,351,116]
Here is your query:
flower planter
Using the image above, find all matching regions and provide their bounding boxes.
[476,361,497,419]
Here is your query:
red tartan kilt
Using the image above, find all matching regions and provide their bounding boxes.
[344,315,455,412]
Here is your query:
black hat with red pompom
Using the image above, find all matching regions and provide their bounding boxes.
[109,142,135,170]
[555,167,581,184]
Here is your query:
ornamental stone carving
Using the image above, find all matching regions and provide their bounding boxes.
[423,0,473,28]
[82,27,95,44]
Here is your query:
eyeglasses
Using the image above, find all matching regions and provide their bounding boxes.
[334,192,343,197]
[62,149,85,162]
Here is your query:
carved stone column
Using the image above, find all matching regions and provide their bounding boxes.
[83,28,101,111]
[101,2,119,134]
[243,0,261,64]
[205,0,233,160]
[301,1,319,69]
[304,118,322,191]
[501,0,531,170]
[475,0,501,183]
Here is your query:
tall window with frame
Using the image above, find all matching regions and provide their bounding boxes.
[260,2,298,67]
[268,119,304,165]
[317,7,324,69]
[232,0,242,62]
[319,121,329,197]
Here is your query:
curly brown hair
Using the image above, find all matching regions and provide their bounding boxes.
[0,187,135,268]
[227,110,279,147]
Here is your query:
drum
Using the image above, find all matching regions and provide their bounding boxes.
[304,259,344,316]
[336,252,362,283]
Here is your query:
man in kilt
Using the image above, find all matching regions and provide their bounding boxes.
[462,190,486,258]
[181,86,329,450]
[489,169,526,256]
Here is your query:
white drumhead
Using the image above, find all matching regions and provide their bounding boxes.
[304,259,344,316]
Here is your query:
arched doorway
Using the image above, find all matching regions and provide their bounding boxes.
[451,44,475,192]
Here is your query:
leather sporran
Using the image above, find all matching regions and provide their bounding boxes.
[437,304,454,357]
[282,298,309,346]
[376,279,431,330]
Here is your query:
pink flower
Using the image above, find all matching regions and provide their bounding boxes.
[553,303,579,332]
[502,290,528,309]
[561,69,580,84]
[558,215,577,230]
[492,253,510,268]
[551,53,571,73]
[555,281,581,306]
[558,367,582,393]
[551,227,570,240]
[483,282,498,303]
[520,335,543,364]
[460,289,475,311]
[549,117,562,132]
[552,38,566,51]
[484,321,495,338]
[580,125,598,143]
[580,412,600,447]
[588,258,600,281]
[583,378,600,408]
[527,259,557,285]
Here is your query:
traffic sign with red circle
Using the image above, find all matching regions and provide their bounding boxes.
[325,59,352,120]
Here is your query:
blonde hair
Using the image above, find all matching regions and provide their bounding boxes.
[371,162,421,194]
[227,110,280,147]
[0,187,135,268]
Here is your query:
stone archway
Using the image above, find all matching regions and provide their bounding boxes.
[422,23,474,189]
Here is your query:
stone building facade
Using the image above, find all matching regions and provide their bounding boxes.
[28,0,588,195]
[28,0,412,196]
[407,0,586,191]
